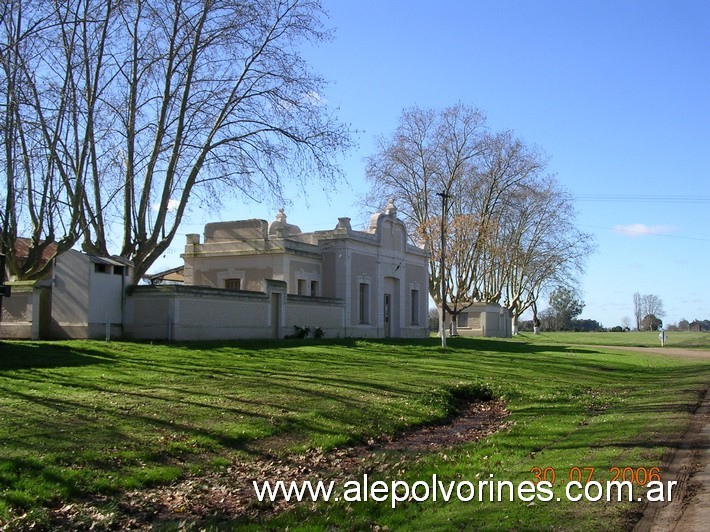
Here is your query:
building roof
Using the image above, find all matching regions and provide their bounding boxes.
[12,238,58,262]
[89,255,133,267]
[144,265,185,284]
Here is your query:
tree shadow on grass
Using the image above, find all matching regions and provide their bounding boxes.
[0,335,707,527]
[155,335,583,354]
[0,336,599,375]
[0,341,117,371]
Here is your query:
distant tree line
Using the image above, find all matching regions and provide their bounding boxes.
[516,289,710,333]
[514,288,709,334]
[517,285,602,332]
[666,319,710,332]
[518,318,604,333]
[517,318,710,333]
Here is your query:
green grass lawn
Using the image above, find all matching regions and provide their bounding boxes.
[518,330,710,349]
[1,334,708,530]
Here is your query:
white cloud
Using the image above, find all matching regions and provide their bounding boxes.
[611,223,677,237]
[306,90,327,106]
[152,199,180,212]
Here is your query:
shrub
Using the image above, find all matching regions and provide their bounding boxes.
[285,325,311,339]
[285,325,324,339]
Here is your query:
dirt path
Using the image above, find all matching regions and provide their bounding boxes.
[602,345,710,532]
[42,400,510,530]
[595,345,710,360]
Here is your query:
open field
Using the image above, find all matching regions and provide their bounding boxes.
[517,330,710,349]
[1,335,709,530]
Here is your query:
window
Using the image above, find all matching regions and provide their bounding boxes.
[297,279,307,295]
[113,265,124,276]
[94,263,108,274]
[310,280,318,297]
[457,313,469,328]
[411,289,419,325]
[224,278,241,291]
[358,283,370,324]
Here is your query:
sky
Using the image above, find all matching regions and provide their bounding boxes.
[156,0,709,328]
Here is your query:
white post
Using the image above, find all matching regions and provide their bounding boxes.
[659,329,666,347]
[436,191,451,349]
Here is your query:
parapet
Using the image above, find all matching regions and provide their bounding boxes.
[204,220,269,242]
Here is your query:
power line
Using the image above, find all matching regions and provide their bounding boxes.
[580,224,710,242]
[574,195,710,204]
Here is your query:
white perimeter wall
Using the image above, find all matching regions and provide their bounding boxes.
[125,286,346,341]
[0,285,33,339]
[283,295,344,338]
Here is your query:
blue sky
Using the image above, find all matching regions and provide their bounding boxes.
[162,0,709,328]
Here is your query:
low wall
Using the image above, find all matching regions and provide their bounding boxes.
[4,282,427,341]
[284,294,345,338]
[125,285,345,341]
[48,322,123,340]
[0,284,33,339]
[125,286,269,340]
[0,283,51,339]
[399,325,430,339]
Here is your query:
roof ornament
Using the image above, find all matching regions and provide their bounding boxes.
[385,198,397,216]
[268,208,302,236]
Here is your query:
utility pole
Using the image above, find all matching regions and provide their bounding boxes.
[436,191,451,349]
[0,252,6,322]
[1,220,7,320]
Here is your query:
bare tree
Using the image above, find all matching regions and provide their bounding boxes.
[539,307,556,332]
[501,176,594,334]
[633,293,665,330]
[365,103,487,336]
[464,132,594,333]
[365,104,594,336]
[1,0,91,279]
[633,292,643,330]
[643,294,665,319]
[458,129,545,306]
[2,0,352,282]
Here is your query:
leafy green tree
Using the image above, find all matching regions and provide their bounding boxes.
[570,319,601,332]
[548,286,585,331]
[642,314,663,331]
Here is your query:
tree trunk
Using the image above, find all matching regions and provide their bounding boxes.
[438,305,447,348]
